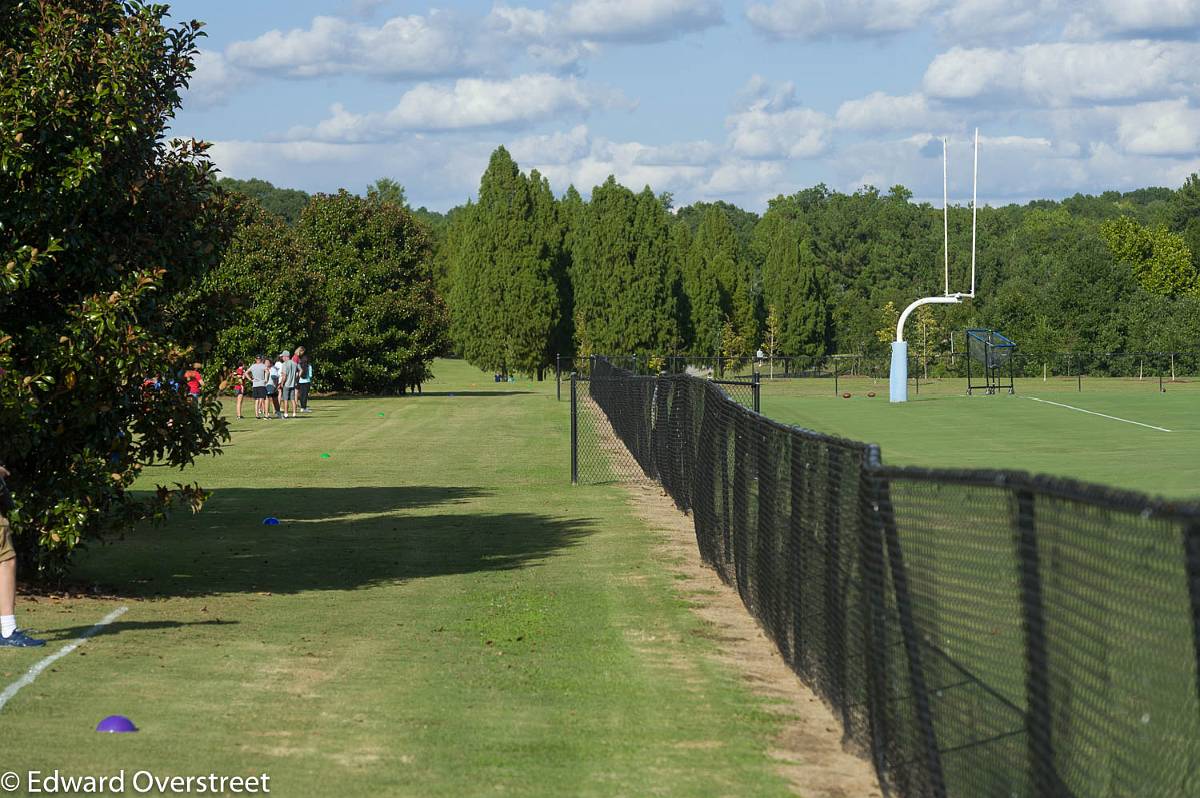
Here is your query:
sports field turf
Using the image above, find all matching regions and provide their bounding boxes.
[757,373,1200,499]
[0,360,799,797]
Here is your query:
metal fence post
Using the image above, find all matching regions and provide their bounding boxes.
[1185,521,1200,717]
[877,469,948,798]
[860,445,892,783]
[556,354,561,401]
[752,372,761,414]
[1015,488,1066,796]
[570,373,578,484]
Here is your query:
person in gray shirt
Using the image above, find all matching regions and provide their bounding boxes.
[247,355,271,419]
[278,350,301,418]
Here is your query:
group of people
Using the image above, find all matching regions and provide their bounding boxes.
[233,348,313,420]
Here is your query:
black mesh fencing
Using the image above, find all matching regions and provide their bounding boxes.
[573,358,1200,798]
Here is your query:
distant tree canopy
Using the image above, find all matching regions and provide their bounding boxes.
[218,177,310,224]
[446,147,564,378]
[570,179,678,357]
[229,155,1200,374]
[366,177,408,209]
[206,192,447,393]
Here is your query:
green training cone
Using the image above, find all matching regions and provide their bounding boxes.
[320,453,331,459]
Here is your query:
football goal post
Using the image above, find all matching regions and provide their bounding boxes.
[890,130,980,403]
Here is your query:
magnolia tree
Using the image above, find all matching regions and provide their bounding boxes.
[0,2,239,577]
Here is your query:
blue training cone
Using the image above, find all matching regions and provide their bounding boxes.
[263,517,280,526]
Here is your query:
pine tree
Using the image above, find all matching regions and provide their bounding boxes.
[448,147,561,377]
[757,210,831,359]
[569,178,678,356]
[558,185,586,357]
[667,220,693,351]
[684,208,741,354]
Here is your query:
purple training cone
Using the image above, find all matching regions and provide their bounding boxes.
[96,715,138,733]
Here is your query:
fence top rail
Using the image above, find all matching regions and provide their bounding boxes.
[874,463,1200,519]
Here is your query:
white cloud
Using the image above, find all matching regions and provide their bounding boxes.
[923,40,1200,106]
[507,125,785,204]
[835,92,957,132]
[185,51,253,108]
[634,140,721,166]
[937,0,1060,43]
[209,137,493,208]
[218,1,721,94]
[291,75,626,141]
[1087,0,1200,37]
[749,0,1200,44]
[726,79,832,159]
[507,125,593,165]
[225,12,481,80]
[1114,99,1200,156]
[700,160,786,195]
[830,131,1198,204]
[563,0,723,41]
[746,0,943,40]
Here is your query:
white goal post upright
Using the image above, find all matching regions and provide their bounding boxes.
[890,129,979,403]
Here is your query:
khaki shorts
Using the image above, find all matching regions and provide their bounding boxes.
[0,516,13,564]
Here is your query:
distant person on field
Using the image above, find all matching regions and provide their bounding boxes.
[184,363,203,401]
[0,464,45,647]
[267,355,282,418]
[233,361,247,420]
[296,351,313,414]
[278,349,300,418]
[248,354,270,419]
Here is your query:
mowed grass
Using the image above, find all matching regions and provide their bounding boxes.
[0,360,796,797]
[757,373,1200,498]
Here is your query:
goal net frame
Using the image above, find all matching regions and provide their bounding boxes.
[965,328,1016,395]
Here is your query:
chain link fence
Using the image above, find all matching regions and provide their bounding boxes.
[571,358,1200,798]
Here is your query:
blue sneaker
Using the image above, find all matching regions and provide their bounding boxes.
[0,630,46,647]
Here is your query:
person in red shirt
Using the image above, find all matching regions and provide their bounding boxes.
[184,364,203,401]
[233,362,247,419]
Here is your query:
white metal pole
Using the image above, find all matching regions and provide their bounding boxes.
[943,137,950,297]
[971,128,978,297]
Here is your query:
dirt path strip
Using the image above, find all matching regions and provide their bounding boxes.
[0,605,128,712]
[625,484,883,798]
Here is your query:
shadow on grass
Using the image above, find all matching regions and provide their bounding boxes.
[312,391,533,400]
[71,486,595,599]
[42,618,238,642]
[416,390,534,397]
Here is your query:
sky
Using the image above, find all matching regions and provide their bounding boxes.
[171,0,1200,212]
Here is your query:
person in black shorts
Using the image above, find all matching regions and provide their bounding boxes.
[248,354,270,419]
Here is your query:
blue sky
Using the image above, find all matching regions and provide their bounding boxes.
[171,0,1200,211]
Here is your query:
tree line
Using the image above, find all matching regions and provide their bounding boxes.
[391,148,1199,378]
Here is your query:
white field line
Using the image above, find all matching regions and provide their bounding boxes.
[1025,397,1172,433]
[0,605,128,712]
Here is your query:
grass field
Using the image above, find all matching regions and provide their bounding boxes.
[756,373,1200,498]
[0,360,800,797]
